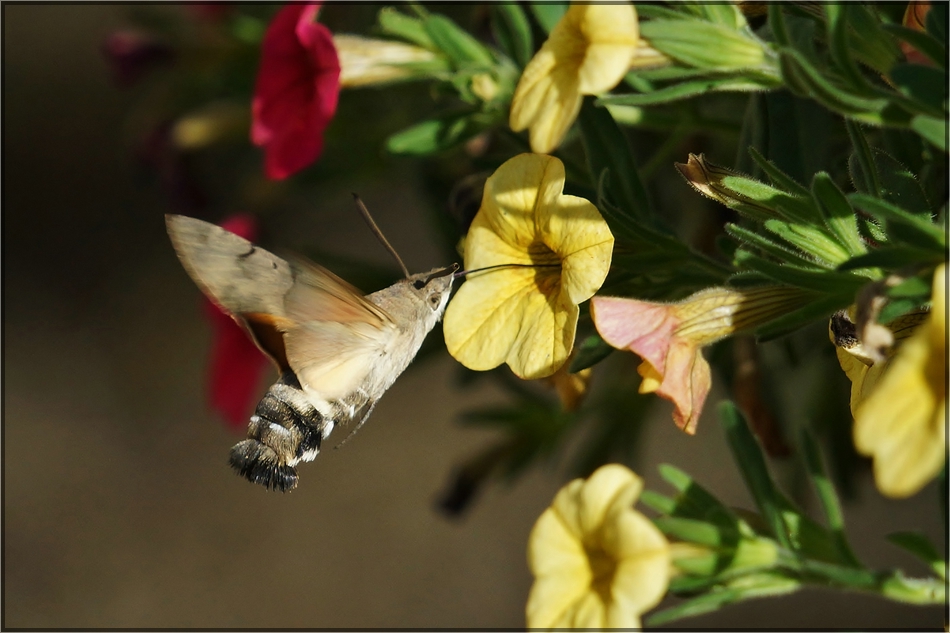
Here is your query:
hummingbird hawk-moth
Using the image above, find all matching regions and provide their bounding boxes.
[166,210,456,492]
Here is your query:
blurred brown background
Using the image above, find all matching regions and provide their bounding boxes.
[3,4,945,629]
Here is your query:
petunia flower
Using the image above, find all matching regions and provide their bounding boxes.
[509,3,639,154]
[101,30,174,88]
[203,214,270,431]
[526,464,670,628]
[851,264,946,498]
[443,153,614,380]
[333,34,438,88]
[592,286,807,434]
[251,3,340,180]
[901,1,933,66]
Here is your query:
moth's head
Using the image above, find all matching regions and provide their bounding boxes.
[406,264,458,319]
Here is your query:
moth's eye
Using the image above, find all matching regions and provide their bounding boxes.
[413,280,426,290]
[429,293,442,308]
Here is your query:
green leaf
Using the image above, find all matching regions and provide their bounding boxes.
[846,120,883,198]
[736,250,868,292]
[385,111,486,155]
[811,172,866,257]
[649,572,801,625]
[490,4,533,68]
[654,517,724,547]
[639,19,770,71]
[747,146,810,197]
[824,4,873,94]
[889,64,948,114]
[837,246,943,271]
[779,50,889,123]
[719,402,793,550]
[578,98,652,224]
[848,194,946,251]
[761,219,851,266]
[377,7,435,50]
[657,464,742,532]
[882,24,947,69]
[753,292,852,341]
[568,334,614,372]
[599,76,776,107]
[887,532,947,579]
[725,223,829,270]
[910,114,948,151]
[423,14,494,69]
[528,2,567,34]
[800,430,861,567]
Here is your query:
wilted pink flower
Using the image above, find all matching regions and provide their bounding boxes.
[592,286,804,434]
[901,1,933,65]
[203,214,270,430]
[251,3,340,180]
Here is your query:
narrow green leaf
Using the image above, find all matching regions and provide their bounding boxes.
[579,98,652,223]
[423,14,494,69]
[639,19,769,71]
[848,194,946,250]
[491,4,533,68]
[599,76,775,107]
[377,7,435,50]
[568,334,614,372]
[825,4,873,94]
[719,402,793,550]
[754,292,852,341]
[648,573,801,625]
[811,172,866,257]
[640,490,676,515]
[889,64,948,114]
[762,219,851,266]
[800,430,861,567]
[837,246,943,271]
[386,111,486,155]
[736,250,868,292]
[654,517,724,547]
[779,50,889,123]
[887,532,947,579]
[882,24,947,69]
[528,2,567,34]
[747,146,810,197]
[846,120,882,198]
[910,114,948,151]
[725,223,829,270]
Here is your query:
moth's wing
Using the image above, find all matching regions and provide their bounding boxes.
[283,258,399,403]
[165,214,294,317]
[166,214,295,368]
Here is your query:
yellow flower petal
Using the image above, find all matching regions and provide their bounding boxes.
[526,464,670,629]
[853,264,947,498]
[510,3,639,153]
[444,154,613,379]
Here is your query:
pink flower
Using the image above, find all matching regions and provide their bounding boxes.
[251,3,340,180]
[592,286,805,434]
[203,215,270,430]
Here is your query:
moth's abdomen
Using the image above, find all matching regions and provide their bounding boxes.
[229,371,330,492]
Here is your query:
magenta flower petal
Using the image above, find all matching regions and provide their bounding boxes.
[201,214,270,430]
[251,3,340,180]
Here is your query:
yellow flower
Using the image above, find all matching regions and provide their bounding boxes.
[852,265,947,498]
[509,4,639,154]
[527,464,670,628]
[333,34,437,88]
[443,153,614,379]
[592,286,806,434]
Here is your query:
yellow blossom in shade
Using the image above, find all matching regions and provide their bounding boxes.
[830,308,930,416]
[443,153,614,380]
[852,265,947,498]
[591,286,807,434]
[510,4,639,154]
[333,34,437,88]
[527,464,670,629]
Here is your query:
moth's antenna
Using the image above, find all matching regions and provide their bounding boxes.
[352,193,411,279]
[454,263,560,279]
